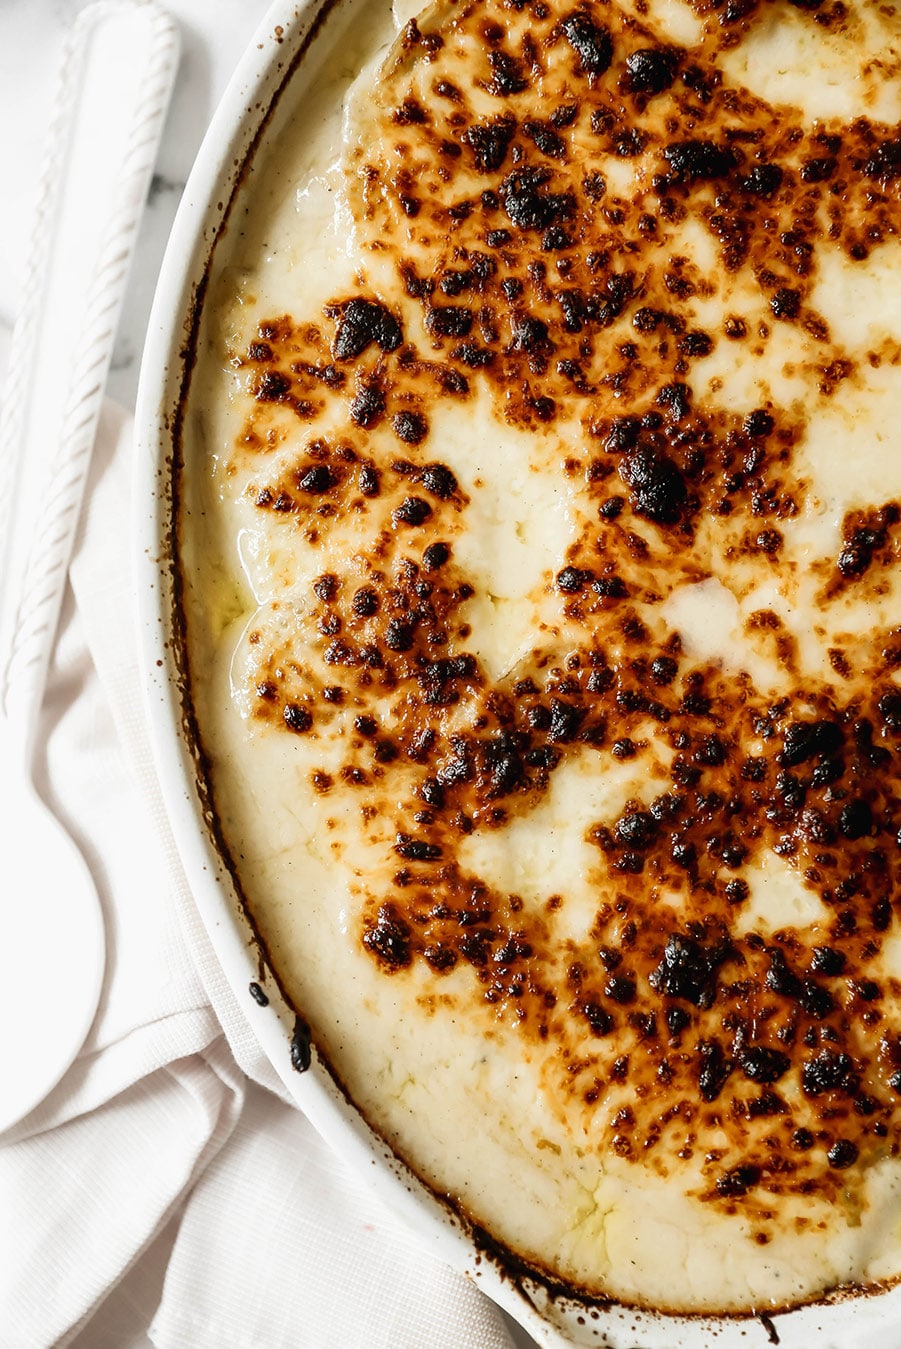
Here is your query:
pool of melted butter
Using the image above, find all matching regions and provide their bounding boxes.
[179,0,901,1314]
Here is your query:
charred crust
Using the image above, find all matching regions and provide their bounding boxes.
[326,297,403,360]
[622,46,680,96]
[193,0,901,1251]
[463,115,517,172]
[392,410,430,444]
[559,12,614,76]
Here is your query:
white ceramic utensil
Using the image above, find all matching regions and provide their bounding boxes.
[0,0,178,1134]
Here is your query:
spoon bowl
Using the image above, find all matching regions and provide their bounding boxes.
[0,720,106,1133]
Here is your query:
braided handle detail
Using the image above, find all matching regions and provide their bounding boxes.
[0,0,179,729]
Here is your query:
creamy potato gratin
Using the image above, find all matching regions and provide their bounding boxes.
[179,0,901,1315]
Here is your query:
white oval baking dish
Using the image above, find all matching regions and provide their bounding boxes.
[134,2,901,1344]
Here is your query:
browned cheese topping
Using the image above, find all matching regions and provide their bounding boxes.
[226,0,901,1232]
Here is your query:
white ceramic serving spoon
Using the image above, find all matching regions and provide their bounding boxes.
[0,0,178,1134]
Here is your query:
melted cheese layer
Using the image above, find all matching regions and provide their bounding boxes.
[180,0,901,1315]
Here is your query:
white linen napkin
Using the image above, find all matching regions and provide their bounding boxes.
[0,399,520,1349]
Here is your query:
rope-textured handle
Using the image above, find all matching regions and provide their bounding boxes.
[0,0,179,733]
[0,8,91,602]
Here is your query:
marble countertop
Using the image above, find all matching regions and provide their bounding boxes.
[0,0,270,405]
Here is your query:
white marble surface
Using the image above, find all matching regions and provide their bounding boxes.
[0,3,540,1344]
[0,0,271,403]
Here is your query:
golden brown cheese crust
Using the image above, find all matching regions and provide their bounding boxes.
[222,0,901,1246]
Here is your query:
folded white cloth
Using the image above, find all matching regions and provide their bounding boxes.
[0,400,521,1349]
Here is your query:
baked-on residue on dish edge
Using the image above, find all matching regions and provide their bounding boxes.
[179,0,901,1315]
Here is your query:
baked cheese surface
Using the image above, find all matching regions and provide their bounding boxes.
[180,0,901,1314]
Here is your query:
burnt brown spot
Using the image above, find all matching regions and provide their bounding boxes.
[363,903,413,970]
[623,46,680,95]
[618,440,688,525]
[283,703,313,733]
[464,115,517,172]
[393,410,430,444]
[560,12,614,75]
[328,298,403,360]
[663,140,737,184]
